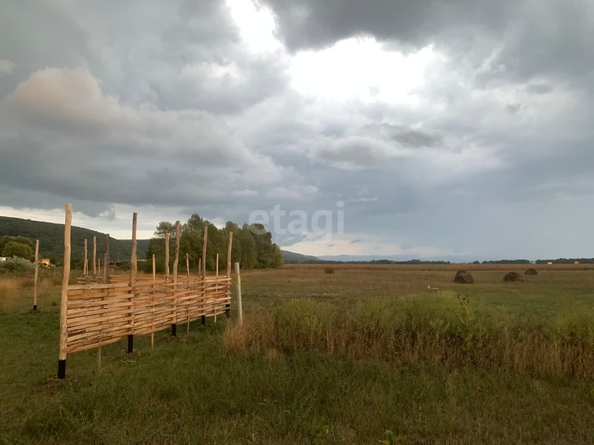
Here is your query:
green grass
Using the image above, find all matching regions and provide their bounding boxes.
[1,267,594,443]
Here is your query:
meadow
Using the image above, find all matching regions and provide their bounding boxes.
[1,264,594,444]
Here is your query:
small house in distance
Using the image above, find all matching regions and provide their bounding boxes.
[41,258,51,266]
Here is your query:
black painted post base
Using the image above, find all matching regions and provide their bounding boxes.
[33,304,37,311]
[201,315,206,326]
[58,359,66,379]
[171,324,177,336]
[127,335,134,354]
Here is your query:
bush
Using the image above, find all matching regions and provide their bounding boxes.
[2,242,34,262]
[0,256,35,274]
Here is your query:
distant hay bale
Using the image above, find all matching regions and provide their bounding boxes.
[525,268,538,276]
[503,272,523,282]
[454,271,474,284]
[324,267,335,274]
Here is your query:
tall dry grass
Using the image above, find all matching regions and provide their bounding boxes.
[224,291,594,378]
[0,272,62,312]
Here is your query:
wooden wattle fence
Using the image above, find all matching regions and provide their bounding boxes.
[65,275,231,354]
[58,203,234,379]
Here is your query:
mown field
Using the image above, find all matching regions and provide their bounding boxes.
[1,264,594,444]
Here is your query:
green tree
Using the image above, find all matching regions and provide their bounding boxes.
[237,224,257,269]
[2,241,34,261]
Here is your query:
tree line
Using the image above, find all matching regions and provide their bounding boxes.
[143,214,283,274]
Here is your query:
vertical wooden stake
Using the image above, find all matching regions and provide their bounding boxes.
[83,239,88,276]
[226,231,233,318]
[128,213,137,354]
[165,233,170,281]
[202,225,208,277]
[235,262,243,326]
[186,253,190,280]
[214,253,219,323]
[201,225,208,327]
[186,253,190,334]
[105,234,110,283]
[151,254,155,349]
[33,239,39,311]
[171,222,180,336]
[103,253,108,284]
[98,257,101,279]
[93,236,97,276]
[198,258,202,277]
[58,203,72,379]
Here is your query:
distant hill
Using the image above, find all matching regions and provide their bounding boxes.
[281,250,322,264]
[0,216,145,263]
[121,239,151,258]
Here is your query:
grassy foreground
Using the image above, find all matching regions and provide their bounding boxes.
[1,266,594,444]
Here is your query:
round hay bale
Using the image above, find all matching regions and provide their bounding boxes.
[525,268,538,276]
[324,267,335,274]
[454,271,474,284]
[503,272,523,282]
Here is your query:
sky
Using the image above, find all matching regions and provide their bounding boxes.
[0,0,593,260]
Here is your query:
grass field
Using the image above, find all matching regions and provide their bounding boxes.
[1,264,594,444]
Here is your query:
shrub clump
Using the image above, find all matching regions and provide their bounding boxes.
[0,256,35,275]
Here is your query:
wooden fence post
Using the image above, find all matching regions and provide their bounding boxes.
[58,203,72,379]
[33,239,39,311]
[226,231,233,318]
[186,253,190,280]
[92,236,97,277]
[105,234,110,282]
[165,233,170,281]
[213,253,219,323]
[151,254,155,348]
[128,212,137,354]
[83,239,88,276]
[201,225,208,327]
[171,222,180,336]
[186,253,190,334]
[235,262,243,326]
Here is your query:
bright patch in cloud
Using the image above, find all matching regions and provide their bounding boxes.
[289,38,440,104]
[289,234,448,257]
[226,0,281,53]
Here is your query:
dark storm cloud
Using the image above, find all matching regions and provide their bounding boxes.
[261,0,594,87]
[260,0,515,52]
